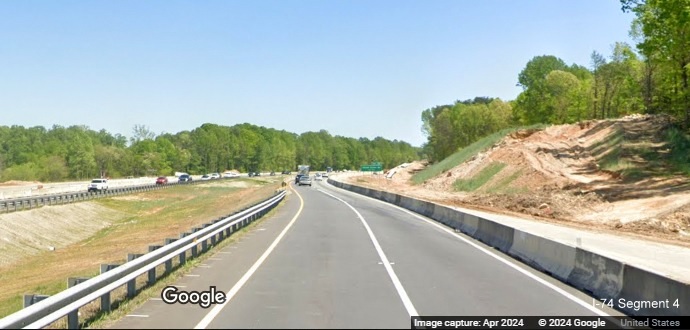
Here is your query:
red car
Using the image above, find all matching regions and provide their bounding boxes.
[156,176,168,185]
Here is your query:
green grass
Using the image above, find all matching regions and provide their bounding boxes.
[598,145,624,171]
[412,124,546,184]
[0,179,280,319]
[593,124,690,180]
[453,162,506,192]
[665,127,690,175]
[85,200,285,329]
[486,169,525,194]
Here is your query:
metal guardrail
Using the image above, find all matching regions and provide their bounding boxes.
[0,178,227,213]
[0,189,287,329]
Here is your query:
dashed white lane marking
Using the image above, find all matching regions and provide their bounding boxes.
[323,180,610,317]
[318,189,419,317]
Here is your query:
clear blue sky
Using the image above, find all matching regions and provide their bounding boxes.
[0,0,635,147]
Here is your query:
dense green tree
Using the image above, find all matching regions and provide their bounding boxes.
[622,0,690,127]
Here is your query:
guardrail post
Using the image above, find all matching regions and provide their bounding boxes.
[201,224,211,251]
[23,294,49,308]
[213,219,224,241]
[148,245,162,284]
[164,238,177,271]
[100,264,120,311]
[126,254,143,298]
[190,229,200,257]
[67,277,90,329]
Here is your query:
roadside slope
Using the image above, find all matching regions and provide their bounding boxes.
[346,115,690,246]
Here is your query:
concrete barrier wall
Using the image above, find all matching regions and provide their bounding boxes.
[618,265,690,316]
[509,231,576,282]
[327,177,688,317]
[567,248,624,299]
[473,218,514,254]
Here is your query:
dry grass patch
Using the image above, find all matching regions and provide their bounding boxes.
[0,179,280,318]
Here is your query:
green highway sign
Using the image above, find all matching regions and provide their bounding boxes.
[360,162,383,172]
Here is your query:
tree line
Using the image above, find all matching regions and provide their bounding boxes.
[0,123,419,182]
[421,0,689,162]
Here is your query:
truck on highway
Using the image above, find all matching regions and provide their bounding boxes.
[298,165,309,175]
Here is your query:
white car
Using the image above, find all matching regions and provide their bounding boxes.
[88,178,109,192]
[200,174,212,181]
[314,173,323,181]
[209,173,220,179]
[222,172,240,178]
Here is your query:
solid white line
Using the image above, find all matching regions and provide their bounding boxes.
[185,274,201,277]
[195,184,304,329]
[126,314,149,318]
[318,189,419,317]
[323,180,609,317]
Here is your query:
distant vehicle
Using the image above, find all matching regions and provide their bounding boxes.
[209,173,220,179]
[321,172,328,178]
[281,170,291,175]
[295,173,305,183]
[88,179,109,192]
[178,174,192,182]
[270,171,276,176]
[223,172,239,178]
[314,173,323,181]
[156,176,168,185]
[200,174,211,181]
[298,175,312,186]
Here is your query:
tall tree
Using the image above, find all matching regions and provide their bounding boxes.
[622,0,690,127]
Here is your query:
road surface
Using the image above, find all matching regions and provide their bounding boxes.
[110,179,618,329]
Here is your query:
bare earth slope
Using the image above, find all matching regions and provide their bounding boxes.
[346,115,690,246]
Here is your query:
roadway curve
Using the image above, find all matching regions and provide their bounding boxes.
[110,179,619,329]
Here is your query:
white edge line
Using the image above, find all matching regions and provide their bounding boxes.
[317,189,419,317]
[324,180,610,317]
[194,185,303,329]
[126,314,149,317]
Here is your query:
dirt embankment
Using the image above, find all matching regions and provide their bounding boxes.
[0,203,127,267]
[344,115,690,246]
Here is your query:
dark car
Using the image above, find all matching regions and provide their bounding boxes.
[270,171,276,176]
[282,170,291,175]
[178,174,192,182]
[156,176,168,185]
[295,174,305,183]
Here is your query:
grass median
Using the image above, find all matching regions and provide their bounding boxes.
[0,177,284,319]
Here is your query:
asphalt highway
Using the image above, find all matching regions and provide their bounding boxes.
[110,179,619,329]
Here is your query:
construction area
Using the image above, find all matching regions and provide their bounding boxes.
[344,114,690,247]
